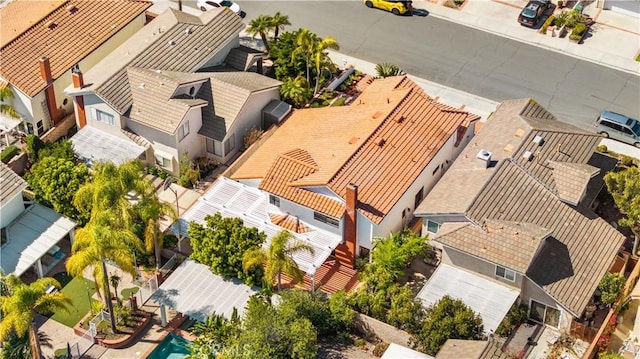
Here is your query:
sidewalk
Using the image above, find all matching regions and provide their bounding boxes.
[409,0,640,75]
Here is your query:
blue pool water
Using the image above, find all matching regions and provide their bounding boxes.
[147,333,191,359]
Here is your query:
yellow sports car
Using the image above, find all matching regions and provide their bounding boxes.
[363,0,413,15]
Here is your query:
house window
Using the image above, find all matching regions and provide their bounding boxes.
[155,155,171,169]
[414,187,424,209]
[495,265,516,281]
[95,109,115,125]
[426,220,440,234]
[224,134,235,154]
[179,121,190,141]
[269,195,280,207]
[314,212,339,228]
[206,138,223,156]
[36,120,44,135]
[529,300,560,327]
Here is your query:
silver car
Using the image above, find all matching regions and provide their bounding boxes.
[594,110,640,148]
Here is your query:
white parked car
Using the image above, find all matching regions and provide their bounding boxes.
[196,0,244,17]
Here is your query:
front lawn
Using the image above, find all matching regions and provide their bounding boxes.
[49,272,97,327]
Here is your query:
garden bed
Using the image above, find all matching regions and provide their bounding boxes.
[73,309,152,349]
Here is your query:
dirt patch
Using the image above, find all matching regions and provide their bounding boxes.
[399,255,437,297]
[318,337,376,359]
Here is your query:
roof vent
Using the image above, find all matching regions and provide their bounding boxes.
[348,136,359,144]
[185,28,192,35]
[533,135,544,146]
[45,21,57,30]
[372,111,383,119]
[139,83,145,89]
[476,149,492,163]
[522,151,533,161]
[375,137,385,147]
[66,4,78,13]
[155,69,162,74]
[395,115,405,124]
[168,40,176,46]
[514,128,525,137]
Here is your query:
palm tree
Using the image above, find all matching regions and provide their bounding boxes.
[0,86,19,119]
[269,12,290,41]
[66,222,141,334]
[243,230,314,291]
[135,186,177,269]
[291,28,317,86]
[312,36,339,95]
[0,275,71,358]
[247,15,272,53]
[280,76,312,108]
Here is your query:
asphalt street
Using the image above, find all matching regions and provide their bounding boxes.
[182,0,639,131]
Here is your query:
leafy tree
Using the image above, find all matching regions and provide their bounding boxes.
[26,156,89,222]
[280,76,312,108]
[247,15,272,52]
[386,285,424,333]
[225,296,317,359]
[0,86,19,119]
[186,310,240,359]
[269,30,307,81]
[367,229,426,291]
[24,134,45,164]
[269,12,290,40]
[328,290,355,332]
[0,275,71,357]
[36,139,75,162]
[416,295,484,356]
[243,229,314,291]
[605,167,640,251]
[598,273,625,306]
[291,28,317,86]
[598,352,624,359]
[189,213,266,285]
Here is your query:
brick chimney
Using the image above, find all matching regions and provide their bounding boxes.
[71,64,86,128]
[335,183,358,268]
[39,56,65,124]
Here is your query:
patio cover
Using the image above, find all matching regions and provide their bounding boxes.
[416,263,520,334]
[0,204,75,276]
[70,126,145,166]
[150,259,257,321]
[174,177,342,275]
[381,343,434,359]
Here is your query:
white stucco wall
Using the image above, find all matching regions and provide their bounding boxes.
[83,96,127,136]
[176,107,206,166]
[521,278,573,332]
[0,193,25,228]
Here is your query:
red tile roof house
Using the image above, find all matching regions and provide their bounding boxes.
[64,7,278,174]
[414,99,624,336]
[227,75,480,277]
[0,0,151,136]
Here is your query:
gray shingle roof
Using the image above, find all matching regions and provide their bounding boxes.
[0,162,26,205]
[224,45,263,71]
[416,99,599,215]
[436,339,489,359]
[466,159,624,315]
[75,7,244,114]
[436,220,550,273]
[548,161,600,205]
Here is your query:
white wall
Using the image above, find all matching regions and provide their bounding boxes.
[0,193,25,228]
[200,37,240,69]
[83,95,127,136]
[176,107,206,166]
[173,81,206,98]
[221,88,280,163]
[521,278,573,332]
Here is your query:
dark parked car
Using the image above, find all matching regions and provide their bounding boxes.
[518,0,550,27]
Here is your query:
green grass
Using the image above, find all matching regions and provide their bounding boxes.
[50,273,97,328]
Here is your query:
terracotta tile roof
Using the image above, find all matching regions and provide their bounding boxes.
[69,8,244,114]
[436,220,550,273]
[260,149,344,218]
[0,0,67,47]
[466,159,625,315]
[0,162,27,204]
[416,98,600,216]
[232,76,480,224]
[269,213,312,234]
[0,0,151,97]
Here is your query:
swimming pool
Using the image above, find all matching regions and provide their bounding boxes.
[147,333,191,359]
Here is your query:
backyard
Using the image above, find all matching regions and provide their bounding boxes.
[49,272,97,327]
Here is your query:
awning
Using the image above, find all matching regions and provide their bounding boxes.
[1,204,76,276]
[150,259,257,321]
[416,263,520,334]
[70,126,146,166]
[381,343,434,359]
[174,177,342,275]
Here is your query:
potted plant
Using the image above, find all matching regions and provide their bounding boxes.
[557,0,564,8]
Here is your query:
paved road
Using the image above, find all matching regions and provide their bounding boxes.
[182,1,639,130]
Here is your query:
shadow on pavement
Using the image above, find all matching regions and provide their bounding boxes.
[412,8,429,17]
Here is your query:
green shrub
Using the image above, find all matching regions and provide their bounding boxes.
[620,155,635,167]
[554,11,569,27]
[354,338,366,347]
[569,33,582,41]
[495,304,529,337]
[572,23,587,36]
[541,15,555,34]
[373,342,390,357]
[597,145,608,153]
[0,145,19,163]
[163,234,179,249]
[454,0,464,4]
